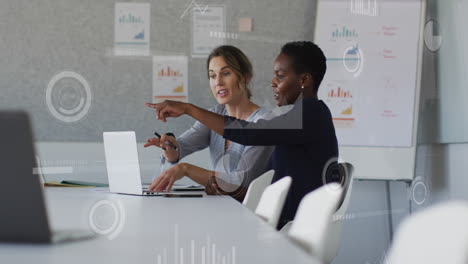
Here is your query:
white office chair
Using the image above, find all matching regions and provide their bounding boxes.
[279,162,354,264]
[288,183,344,263]
[385,200,468,264]
[255,176,292,228]
[242,170,275,212]
[322,162,354,264]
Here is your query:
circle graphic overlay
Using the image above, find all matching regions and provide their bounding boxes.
[46,71,92,123]
[342,44,364,77]
[213,150,248,199]
[410,176,430,206]
[322,157,347,193]
[424,19,443,53]
[88,200,125,240]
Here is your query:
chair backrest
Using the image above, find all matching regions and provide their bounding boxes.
[322,162,355,263]
[254,176,292,227]
[243,170,275,211]
[322,161,354,213]
[277,163,353,262]
[386,200,468,264]
[288,183,343,262]
[334,163,354,216]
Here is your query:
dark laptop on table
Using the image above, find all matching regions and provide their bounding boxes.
[0,111,95,243]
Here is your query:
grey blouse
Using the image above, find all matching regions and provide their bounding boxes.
[172,104,275,187]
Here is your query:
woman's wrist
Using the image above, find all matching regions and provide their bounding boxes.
[179,162,191,176]
[184,103,194,116]
[164,151,180,163]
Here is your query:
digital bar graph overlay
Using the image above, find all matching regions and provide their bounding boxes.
[155,224,237,264]
[350,0,379,17]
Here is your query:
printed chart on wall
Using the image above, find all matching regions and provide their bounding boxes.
[191,5,225,58]
[153,56,188,103]
[114,3,150,56]
[315,0,423,147]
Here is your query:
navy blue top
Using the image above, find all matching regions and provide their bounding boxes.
[223,97,338,228]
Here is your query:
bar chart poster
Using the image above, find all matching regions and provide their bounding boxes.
[324,81,355,128]
[153,56,188,103]
[192,6,225,58]
[114,3,150,56]
[315,0,422,147]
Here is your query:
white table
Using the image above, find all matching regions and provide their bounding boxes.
[0,188,321,264]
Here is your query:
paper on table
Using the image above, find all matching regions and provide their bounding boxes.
[61,180,109,187]
[44,182,95,188]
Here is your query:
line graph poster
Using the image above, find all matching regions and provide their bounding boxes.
[114,3,150,56]
[315,0,422,147]
[153,56,188,103]
[191,5,225,58]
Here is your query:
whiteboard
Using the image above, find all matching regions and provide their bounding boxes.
[314,0,425,180]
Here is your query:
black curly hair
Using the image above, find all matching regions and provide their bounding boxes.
[280,41,327,92]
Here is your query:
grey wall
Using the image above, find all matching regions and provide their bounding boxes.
[0,0,315,142]
[418,0,468,143]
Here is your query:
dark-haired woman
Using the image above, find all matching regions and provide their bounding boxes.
[144,45,274,200]
[146,41,338,228]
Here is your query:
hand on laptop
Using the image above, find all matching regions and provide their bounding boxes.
[205,176,247,202]
[148,163,187,192]
[144,135,179,162]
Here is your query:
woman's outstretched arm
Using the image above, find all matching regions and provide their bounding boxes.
[145,101,225,136]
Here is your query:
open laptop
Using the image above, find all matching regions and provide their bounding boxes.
[103,131,192,196]
[0,111,95,243]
